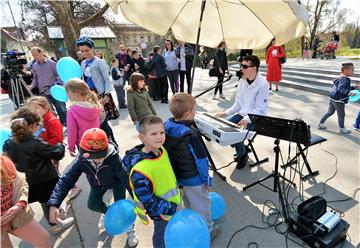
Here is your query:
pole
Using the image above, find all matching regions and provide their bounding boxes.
[7,0,25,52]
[189,0,206,95]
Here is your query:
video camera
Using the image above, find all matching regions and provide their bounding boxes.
[1,50,28,71]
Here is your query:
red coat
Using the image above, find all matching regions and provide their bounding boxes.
[266,45,285,82]
[40,111,63,146]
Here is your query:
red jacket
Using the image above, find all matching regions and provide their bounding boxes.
[40,111,63,146]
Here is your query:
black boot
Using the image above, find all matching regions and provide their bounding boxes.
[235,153,249,169]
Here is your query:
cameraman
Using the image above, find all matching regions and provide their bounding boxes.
[27,47,67,126]
[1,63,33,108]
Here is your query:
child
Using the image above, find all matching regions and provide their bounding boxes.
[3,107,74,234]
[1,155,51,248]
[352,83,360,132]
[111,58,127,109]
[26,96,63,172]
[317,63,355,134]
[163,93,221,241]
[65,79,102,156]
[127,73,157,126]
[47,128,138,247]
[123,116,181,248]
[26,95,82,200]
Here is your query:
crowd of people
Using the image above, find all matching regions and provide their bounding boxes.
[1,32,359,248]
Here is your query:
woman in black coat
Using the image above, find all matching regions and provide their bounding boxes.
[150,45,169,103]
[213,41,228,99]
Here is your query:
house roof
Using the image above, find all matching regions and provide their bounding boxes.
[47,26,116,39]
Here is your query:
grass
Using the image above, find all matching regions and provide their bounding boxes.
[227,46,359,63]
[336,47,360,57]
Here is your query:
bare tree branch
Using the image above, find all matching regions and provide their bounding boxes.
[78,3,109,28]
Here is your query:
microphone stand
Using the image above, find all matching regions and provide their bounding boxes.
[194,74,233,99]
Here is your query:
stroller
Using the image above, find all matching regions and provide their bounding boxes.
[319,41,338,59]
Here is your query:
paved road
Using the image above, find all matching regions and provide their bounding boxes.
[3,66,359,247]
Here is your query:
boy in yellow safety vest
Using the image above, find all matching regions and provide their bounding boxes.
[123,115,182,248]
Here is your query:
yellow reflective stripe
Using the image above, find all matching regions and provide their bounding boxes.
[137,212,149,222]
[160,188,179,200]
[160,214,171,221]
[178,197,184,210]
[134,200,146,210]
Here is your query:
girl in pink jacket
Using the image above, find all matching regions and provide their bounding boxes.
[65,79,102,157]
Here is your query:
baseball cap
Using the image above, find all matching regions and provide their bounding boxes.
[79,128,109,159]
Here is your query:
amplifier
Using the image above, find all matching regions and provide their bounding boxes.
[288,215,349,248]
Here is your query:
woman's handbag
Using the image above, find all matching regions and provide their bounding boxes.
[209,66,219,77]
[102,94,120,120]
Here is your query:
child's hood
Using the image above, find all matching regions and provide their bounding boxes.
[70,103,100,122]
[122,144,156,173]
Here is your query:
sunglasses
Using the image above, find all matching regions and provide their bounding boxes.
[241,64,255,69]
[120,49,126,51]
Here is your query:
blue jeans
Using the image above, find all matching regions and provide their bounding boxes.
[354,111,360,128]
[153,219,167,248]
[228,114,253,158]
[113,85,126,108]
[45,95,67,125]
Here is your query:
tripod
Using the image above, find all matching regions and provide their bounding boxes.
[7,70,33,110]
[243,114,312,220]
[243,138,295,219]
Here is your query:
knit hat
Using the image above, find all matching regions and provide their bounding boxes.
[79,128,109,159]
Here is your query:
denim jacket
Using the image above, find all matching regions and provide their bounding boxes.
[81,57,111,94]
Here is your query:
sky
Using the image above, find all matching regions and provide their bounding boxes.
[0,0,359,28]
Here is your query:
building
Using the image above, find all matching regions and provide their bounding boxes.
[47,26,116,62]
[109,23,166,57]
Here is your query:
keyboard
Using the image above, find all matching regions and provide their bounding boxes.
[194,112,255,146]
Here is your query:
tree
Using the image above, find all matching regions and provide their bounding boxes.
[21,0,59,57]
[48,0,110,58]
[20,0,110,58]
[303,0,347,48]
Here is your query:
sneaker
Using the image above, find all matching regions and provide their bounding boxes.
[317,123,327,129]
[339,127,351,134]
[68,185,82,200]
[98,214,105,230]
[62,127,67,137]
[126,226,139,248]
[50,217,74,234]
[353,124,360,132]
[219,94,226,99]
[212,95,216,100]
[210,224,222,242]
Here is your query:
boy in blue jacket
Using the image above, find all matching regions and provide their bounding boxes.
[318,63,355,134]
[47,128,138,247]
[163,93,221,241]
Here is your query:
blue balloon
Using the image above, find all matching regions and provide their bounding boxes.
[0,128,12,153]
[104,199,136,235]
[50,85,68,102]
[165,209,210,248]
[349,90,360,103]
[56,57,82,84]
[209,192,227,220]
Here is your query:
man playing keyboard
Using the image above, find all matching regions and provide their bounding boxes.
[215,55,269,169]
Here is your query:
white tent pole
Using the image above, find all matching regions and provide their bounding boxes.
[190,0,206,95]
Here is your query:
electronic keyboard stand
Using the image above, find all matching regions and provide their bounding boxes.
[193,122,227,181]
